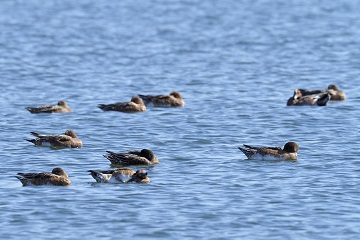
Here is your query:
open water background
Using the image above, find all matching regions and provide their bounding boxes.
[0,0,359,239]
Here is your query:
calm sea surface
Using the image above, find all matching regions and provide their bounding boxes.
[1,0,359,239]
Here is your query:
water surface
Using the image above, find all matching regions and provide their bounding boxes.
[0,0,359,239]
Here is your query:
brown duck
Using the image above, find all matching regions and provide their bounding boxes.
[238,142,299,160]
[138,91,185,107]
[26,130,82,148]
[15,167,71,186]
[88,168,150,183]
[98,96,146,112]
[25,100,72,113]
[104,149,159,166]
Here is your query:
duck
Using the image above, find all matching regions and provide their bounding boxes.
[26,130,82,148]
[25,100,72,113]
[238,142,299,160]
[326,84,346,101]
[15,167,71,186]
[98,96,146,112]
[287,92,330,106]
[104,149,159,166]
[88,168,150,183]
[138,91,185,107]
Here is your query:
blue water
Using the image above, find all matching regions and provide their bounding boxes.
[1,0,359,239]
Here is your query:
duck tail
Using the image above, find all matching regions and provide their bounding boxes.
[98,104,109,111]
[88,170,108,183]
[15,175,27,186]
[25,107,36,113]
[238,147,253,159]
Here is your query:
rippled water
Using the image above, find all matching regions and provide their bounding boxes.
[1,0,359,239]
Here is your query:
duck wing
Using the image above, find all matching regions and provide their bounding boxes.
[25,105,55,113]
[104,151,151,165]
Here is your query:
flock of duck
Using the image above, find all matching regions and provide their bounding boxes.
[286,84,346,106]
[16,85,346,187]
